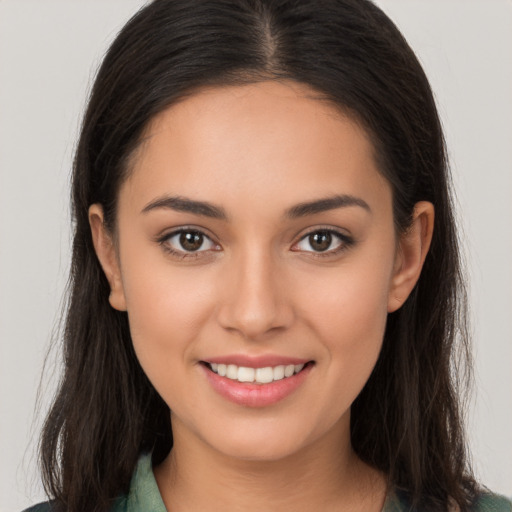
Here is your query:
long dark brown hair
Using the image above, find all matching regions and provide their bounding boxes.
[40,1,477,510]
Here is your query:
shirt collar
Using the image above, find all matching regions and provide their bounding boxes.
[124,453,167,512]
[120,452,403,512]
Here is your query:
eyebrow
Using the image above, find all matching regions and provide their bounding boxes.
[141,194,370,220]
[142,195,228,219]
[284,194,371,218]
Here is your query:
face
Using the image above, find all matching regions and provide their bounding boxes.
[91,80,430,462]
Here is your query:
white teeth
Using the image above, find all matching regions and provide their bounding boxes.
[273,365,285,381]
[255,367,274,384]
[208,362,307,384]
[284,364,295,378]
[226,364,238,379]
[237,366,255,382]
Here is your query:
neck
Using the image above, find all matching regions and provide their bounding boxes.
[154,415,387,512]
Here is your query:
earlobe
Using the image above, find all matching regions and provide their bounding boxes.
[88,204,127,311]
[387,201,434,313]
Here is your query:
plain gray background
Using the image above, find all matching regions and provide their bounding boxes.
[1,1,511,510]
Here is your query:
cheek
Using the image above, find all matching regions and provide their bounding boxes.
[118,248,217,374]
[306,277,388,435]
[299,255,392,389]
[301,255,392,339]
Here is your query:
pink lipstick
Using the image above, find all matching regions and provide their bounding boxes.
[200,356,313,407]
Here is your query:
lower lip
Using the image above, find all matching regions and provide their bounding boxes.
[201,363,313,408]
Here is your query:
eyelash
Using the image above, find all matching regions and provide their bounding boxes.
[157,226,354,260]
[157,227,220,261]
[292,228,354,258]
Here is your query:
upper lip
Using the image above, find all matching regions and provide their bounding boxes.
[202,354,312,368]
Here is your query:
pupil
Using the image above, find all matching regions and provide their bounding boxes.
[310,231,331,252]
[180,231,203,251]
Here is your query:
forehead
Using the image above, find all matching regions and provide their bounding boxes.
[121,80,390,217]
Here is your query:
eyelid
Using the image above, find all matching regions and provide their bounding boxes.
[156,226,221,259]
[291,227,354,257]
[156,224,219,242]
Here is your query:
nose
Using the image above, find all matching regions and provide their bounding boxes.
[216,247,294,340]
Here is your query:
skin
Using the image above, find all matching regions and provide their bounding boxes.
[90,80,434,512]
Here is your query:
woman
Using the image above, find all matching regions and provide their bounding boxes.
[24,1,511,511]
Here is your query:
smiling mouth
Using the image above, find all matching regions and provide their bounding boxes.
[202,361,313,385]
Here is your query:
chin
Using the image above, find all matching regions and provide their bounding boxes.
[196,417,326,463]
[214,438,304,462]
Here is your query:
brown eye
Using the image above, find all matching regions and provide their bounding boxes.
[162,229,218,255]
[308,231,332,252]
[294,229,350,255]
[179,231,204,251]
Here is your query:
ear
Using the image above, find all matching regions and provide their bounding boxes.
[387,201,434,312]
[88,204,127,311]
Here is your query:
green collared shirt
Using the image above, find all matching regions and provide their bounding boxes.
[25,453,512,512]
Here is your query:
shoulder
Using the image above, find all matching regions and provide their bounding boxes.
[22,503,55,512]
[20,453,159,512]
[385,489,512,512]
[470,492,512,512]
[22,498,128,512]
